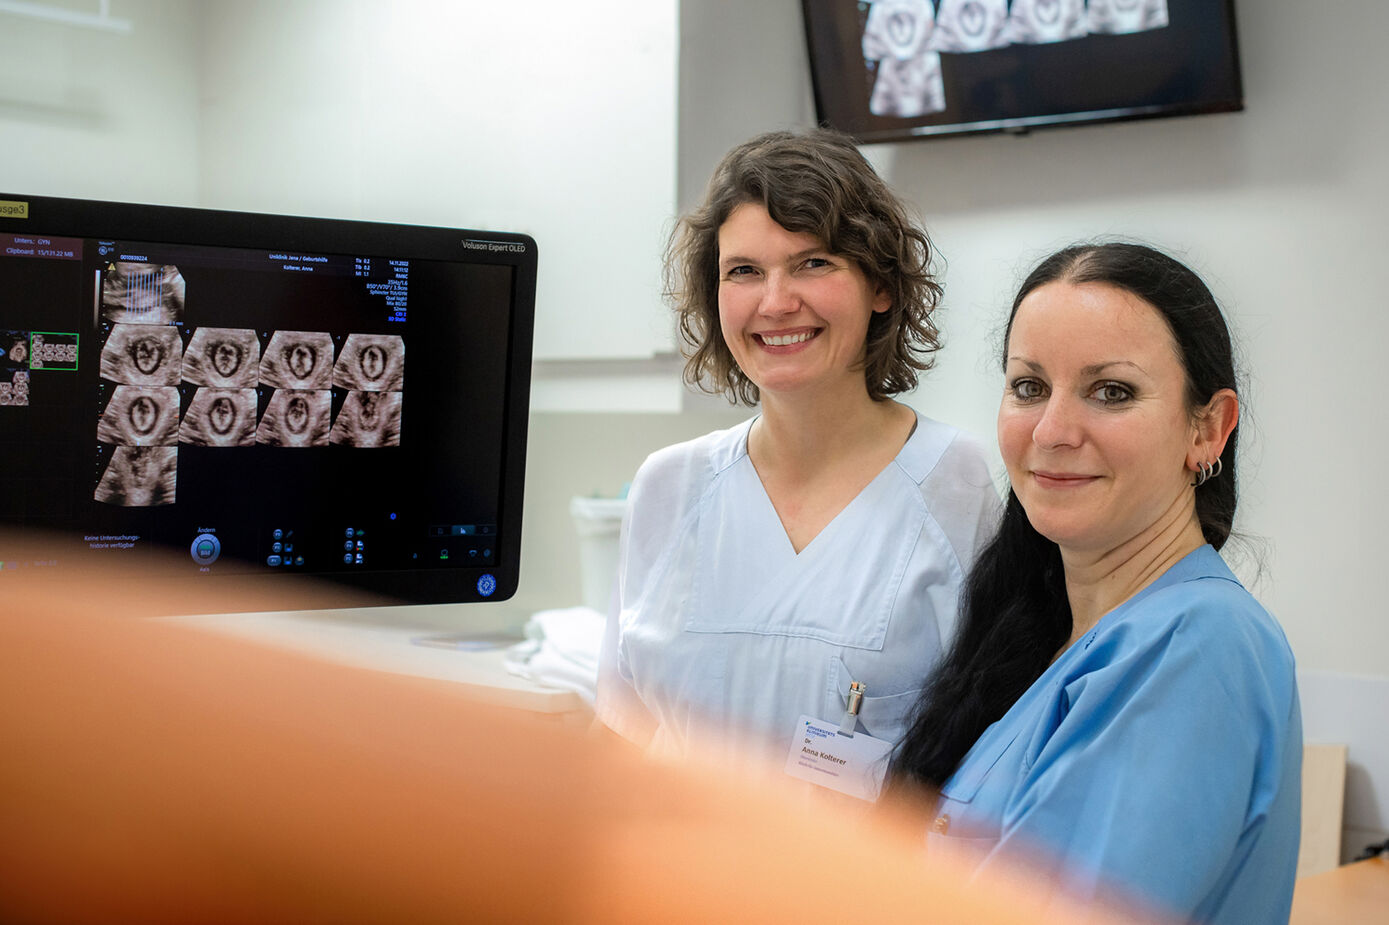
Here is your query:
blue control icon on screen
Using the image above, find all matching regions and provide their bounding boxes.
[476,573,498,598]
[190,534,221,565]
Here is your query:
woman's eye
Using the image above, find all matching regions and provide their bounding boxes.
[723,265,757,279]
[1010,378,1045,401]
[802,256,832,270]
[1092,382,1133,404]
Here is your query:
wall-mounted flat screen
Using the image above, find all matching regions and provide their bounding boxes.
[0,194,536,610]
[802,0,1242,143]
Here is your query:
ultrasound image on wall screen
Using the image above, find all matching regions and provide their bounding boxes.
[1004,0,1088,44]
[931,0,1010,52]
[257,389,331,447]
[95,446,178,507]
[100,324,183,386]
[260,331,333,390]
[97,385,181,446]
[1087,0,1168,34]
[183,327,260,388]
[100,262,186,325]
[181,388,258,447]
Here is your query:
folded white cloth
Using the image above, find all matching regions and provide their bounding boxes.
[503,606,605,704]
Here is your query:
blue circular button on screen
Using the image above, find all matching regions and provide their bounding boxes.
[190,534,221,565]
[476,573,498,597]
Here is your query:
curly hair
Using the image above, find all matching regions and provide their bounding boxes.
[666,129,942,405]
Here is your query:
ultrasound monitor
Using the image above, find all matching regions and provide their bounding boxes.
[0,193,536,610]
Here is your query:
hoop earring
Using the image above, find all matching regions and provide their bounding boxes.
[1191,459,1221,488]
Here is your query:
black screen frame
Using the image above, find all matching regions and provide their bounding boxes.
[0,193,537,611]
[802,0,1243,144]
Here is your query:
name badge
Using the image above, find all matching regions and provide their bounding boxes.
[783,714,893,801]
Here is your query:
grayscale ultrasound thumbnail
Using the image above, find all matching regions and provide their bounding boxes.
[101,262,186,325]
[100,323,183,386]
[863,0,946,118]
[97,385,181,446]
[931,0,1009,53]
[260,331,333,389]
[1005,0,1088,44]
[1087,0,1168,35]
[2,331,29,367]
[95,445,177,507]
[181,388,257,447]
[333,333,404,391]
[182,327,260,387]
[0,369,28,406]
[331,390,402,448]
[257,389,331,447]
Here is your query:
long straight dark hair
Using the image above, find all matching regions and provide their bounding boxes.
[888,242,1240,791]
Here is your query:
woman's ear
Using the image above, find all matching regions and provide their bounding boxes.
[1188,388,1239,471]
[873,286,892,314]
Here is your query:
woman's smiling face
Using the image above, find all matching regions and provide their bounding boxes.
[716,202,889,401]
[998,280,1202,555]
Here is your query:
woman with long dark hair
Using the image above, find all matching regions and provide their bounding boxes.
[890,243,1301,922]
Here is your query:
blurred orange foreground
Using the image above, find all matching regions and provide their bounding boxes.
[0,534,1155,923]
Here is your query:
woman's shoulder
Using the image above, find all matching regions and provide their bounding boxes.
[631,417,754,492]
[898,412,995,484]
[1098,550,1296,693]
[898,413,1002,554]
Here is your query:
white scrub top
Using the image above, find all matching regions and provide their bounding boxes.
[928,545,1301,923]
[595,413,1000,769]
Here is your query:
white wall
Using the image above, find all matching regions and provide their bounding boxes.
[193,0,677,362]
[0,0,200,204]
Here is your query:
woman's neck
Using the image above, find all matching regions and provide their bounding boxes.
[751,385,910,478]
[1059,498,1208,647]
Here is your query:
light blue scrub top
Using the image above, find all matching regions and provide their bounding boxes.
[596,414,1000,767]
[930,546,1302,923]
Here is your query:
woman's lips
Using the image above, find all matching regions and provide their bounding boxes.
[1032,471,1100,488]
[753,328,820,349]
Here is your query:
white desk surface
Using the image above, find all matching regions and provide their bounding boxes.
[166,609,589,716]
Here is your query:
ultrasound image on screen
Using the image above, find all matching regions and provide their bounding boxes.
[870,53,946,118]
[1087,0,1168,35]
[100,262,186,325]
[0,369,28,406]
[863,0,935,60]
[333,333,404,392]
[930,0,1010,52]
[183,327,260,388]
[100,324,183,386]
[330,390,402,448]
[260,331,333,389]
[97,385,181,446]
[3,331,29,367]
[180,388,257,447]
[257,389,330,447]
[1005,0,1089,44]
[94,445,178,507]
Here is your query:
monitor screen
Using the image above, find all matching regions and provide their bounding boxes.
[0,194,536,611]
[802,0,1242,143]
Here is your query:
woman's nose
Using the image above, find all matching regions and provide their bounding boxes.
[1032,394,1082,449]
[758,271,800,316]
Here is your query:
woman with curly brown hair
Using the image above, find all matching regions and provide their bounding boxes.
[595,130,1000,786]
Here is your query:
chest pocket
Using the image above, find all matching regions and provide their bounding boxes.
[938,726,1020,804]
[828,656,924,744]
[683,459,925,651]
[926,726,1021,863]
